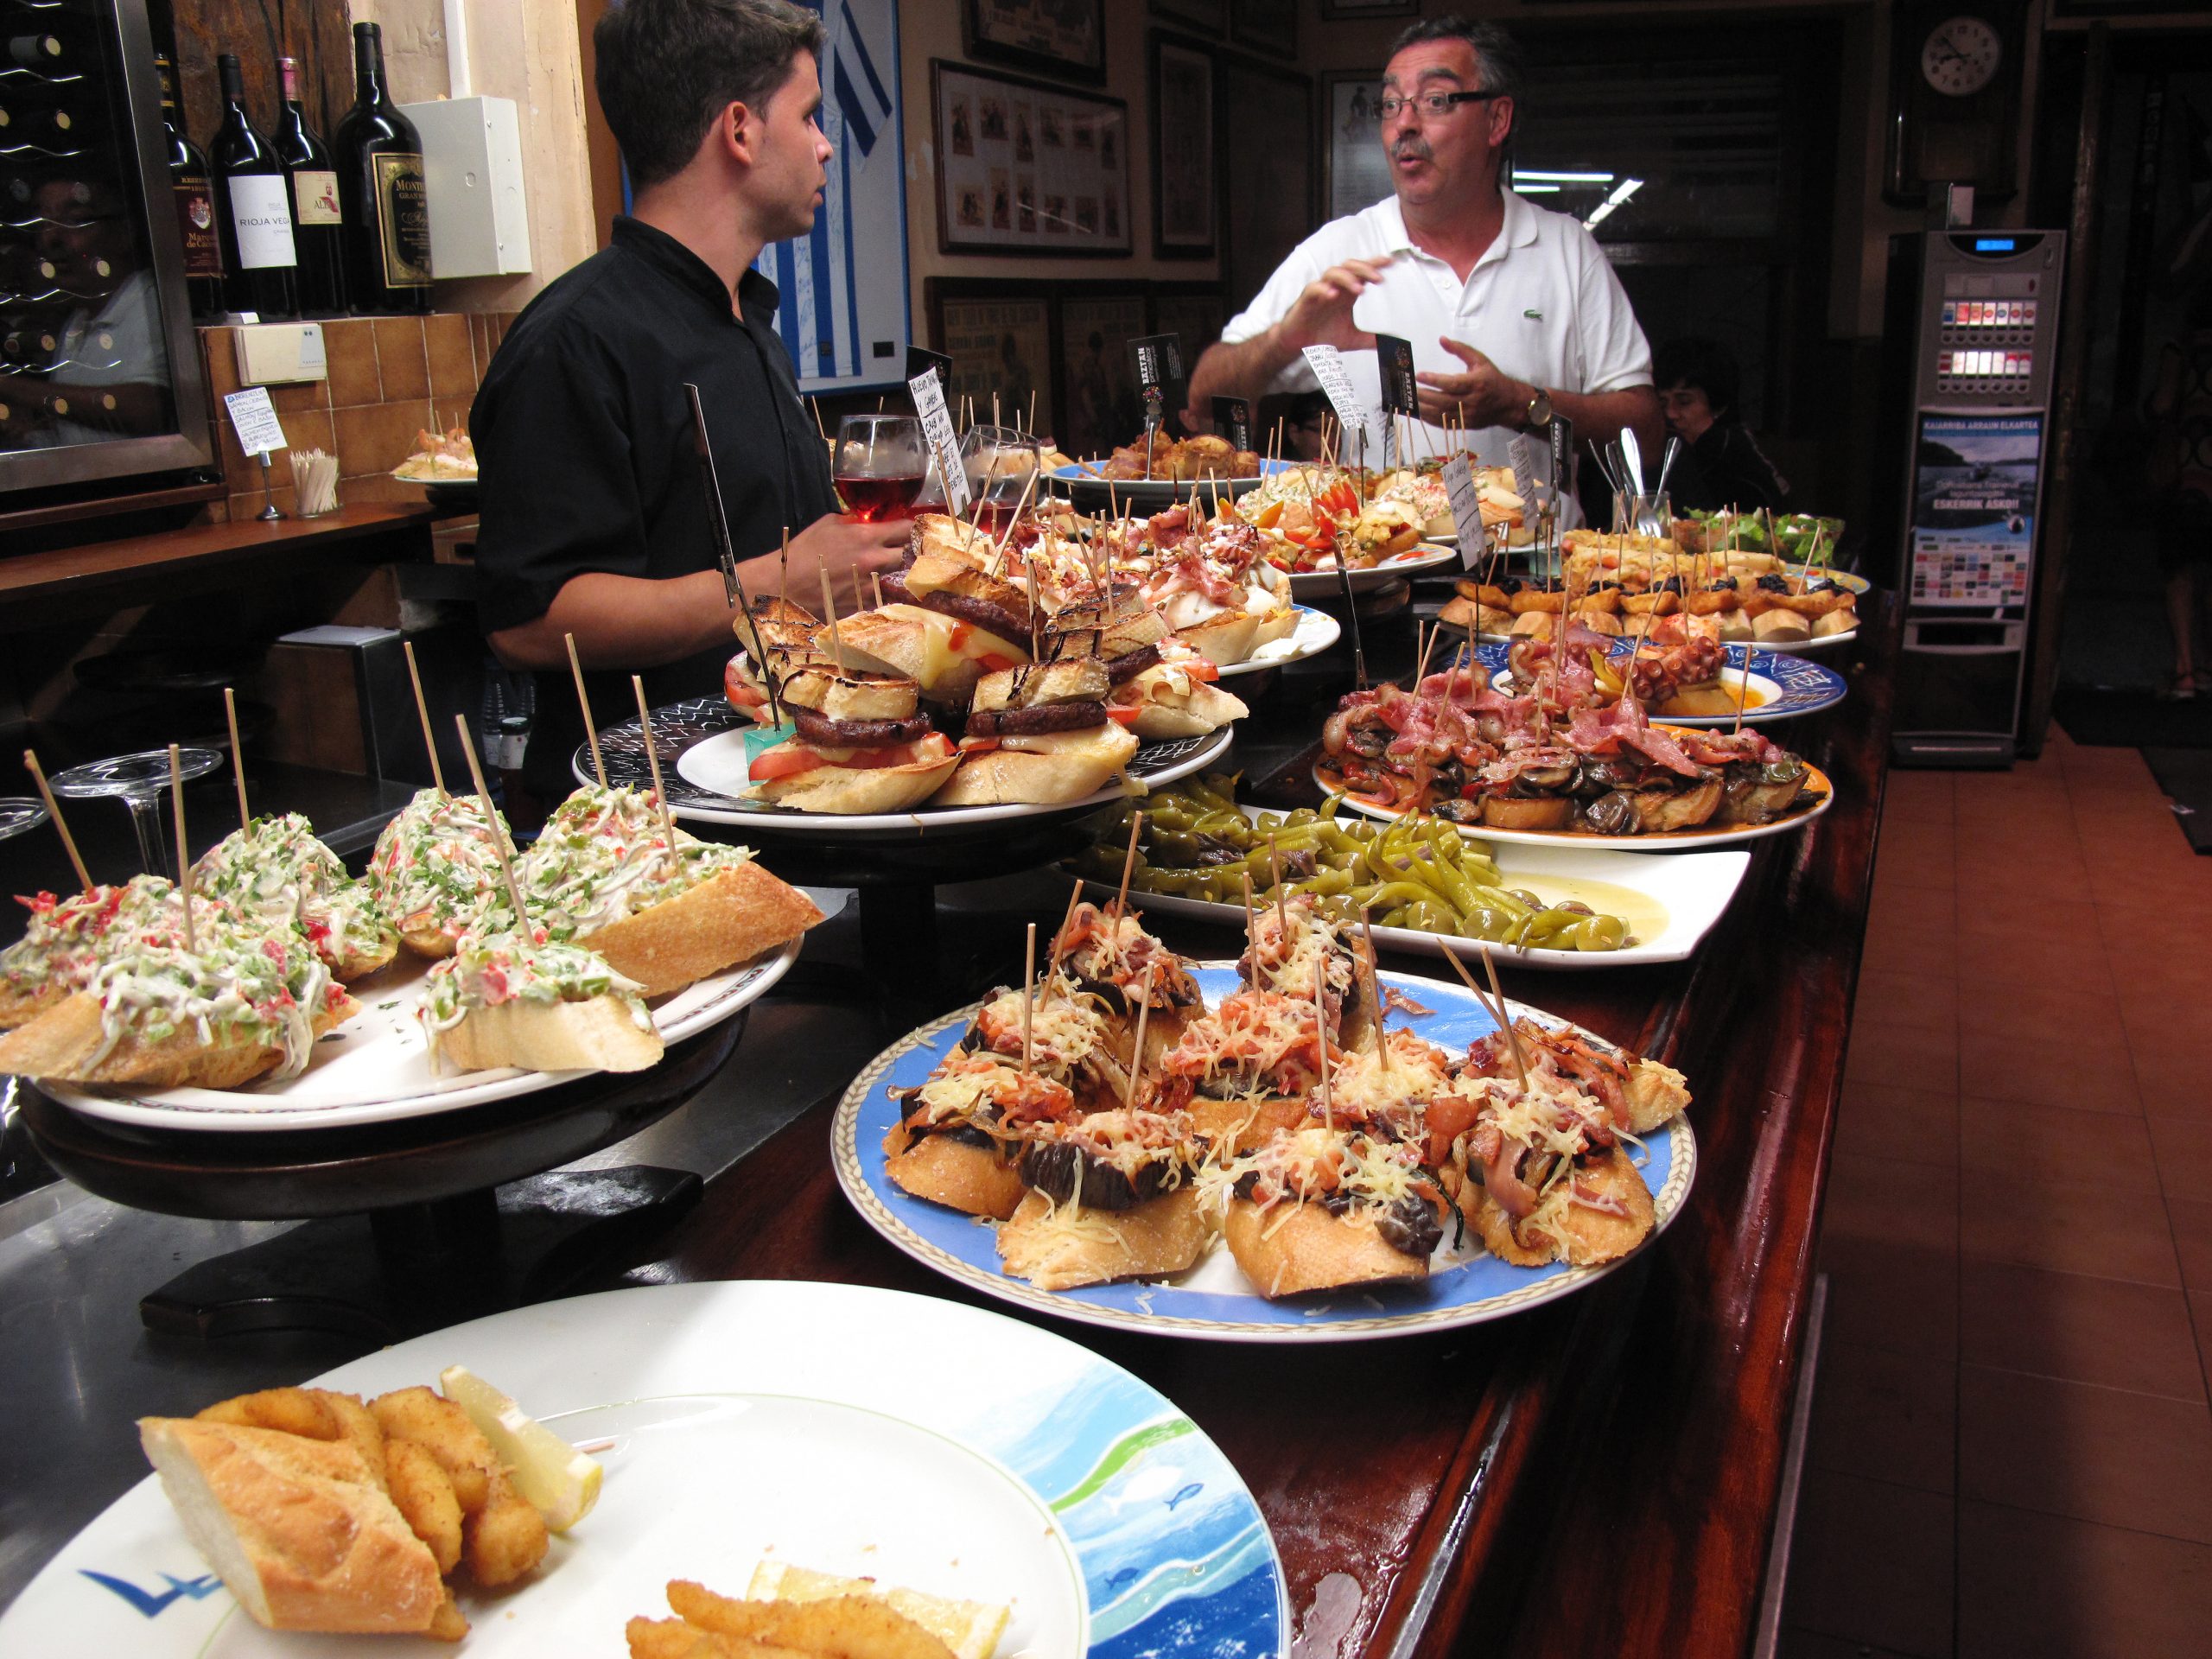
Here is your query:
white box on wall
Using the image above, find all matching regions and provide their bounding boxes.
[397,95,533,278]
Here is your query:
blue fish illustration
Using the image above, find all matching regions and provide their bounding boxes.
[79,1570,224,1618]
[1104,1567,1142,1589]
[1164,1482,1204,1510]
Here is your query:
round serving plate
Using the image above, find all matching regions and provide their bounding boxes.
[1480,642,1847,726]
[1215,605,1341,677]
[833,963,1695,1342]
[35,938,801,1135]
[1049,454,1300,509]
[1285,541,1461,600]
[1313,749,1834,851]
[590,699,1233,837]
[0,1280,1287,1658]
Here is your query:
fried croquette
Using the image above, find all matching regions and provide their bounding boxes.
[369,1387,496,1514]
[320,1392,388,1492]
[664,1580,957,1659]
[465,1471,550,1587]
[426,1590,469,1643]
[384,1438,463,1574]
[195,1386,343,1440]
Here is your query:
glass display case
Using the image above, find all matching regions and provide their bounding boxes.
[1,0,214,503]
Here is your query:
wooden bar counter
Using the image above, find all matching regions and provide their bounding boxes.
[621,610,1895,1657]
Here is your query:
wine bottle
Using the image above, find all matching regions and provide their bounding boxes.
[275,56,345,315]
[156,54,226,321]
[335,22,430,314]
[210,53,297,319]
[5,34,63,69]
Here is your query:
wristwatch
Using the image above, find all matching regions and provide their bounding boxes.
[1523,386,1554,430]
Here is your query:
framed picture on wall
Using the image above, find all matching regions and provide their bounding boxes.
[1152,285,1230,365]
[1323,71,1394,220]
[1149,0,1229,29]
[1060,289,1152,461]
[1151,35,1217,259]
[1220,57,1313,310]
[1319,0,1419,19]
[1228,0,1298,61]
[925,279,1059,436]
[932,62,1132,257]
[963,0,1107,85]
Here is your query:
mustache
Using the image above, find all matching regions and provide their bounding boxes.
[1391,139,1433,162]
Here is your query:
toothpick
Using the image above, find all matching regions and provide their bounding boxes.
[404,639,445,795]
[1480,944,1531,1092]
[988,467,1040,573]
[810,396,829,448]
[23,750,90,893]
[779,526,791,597]
[1413,619,1440,690]
[223,687,250,834]
[818,567,849,676]
[1441,944,1529,1093]
[1268,832,1287,938]
[1313,953,1333,1129]
[1020,921,1036,1077]
[1733,639,1755,734]
[168,745,194,954]
[1126,957,1157,1106]
[993,393,1001,430]
[1360,909,1388,1067]
[870,570,886,610]
[567,634,606,787]
[1242,871,1257,957]
[631,677,682,858]
[1047,877,1084,977]
[1027,389,1037,434]
[454,713,528,923]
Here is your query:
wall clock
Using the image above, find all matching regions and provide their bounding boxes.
[1885,3,2025,204]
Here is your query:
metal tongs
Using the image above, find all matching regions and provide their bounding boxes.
[684,382,779,723]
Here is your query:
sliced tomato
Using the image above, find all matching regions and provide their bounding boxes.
[747,746,823,782]
[1106,704,1145,726]
[976,652,1023,673]
[1185,658,1220,681]
[946,621,972,651]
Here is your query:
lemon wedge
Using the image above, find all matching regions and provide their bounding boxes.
[438,1364,601,1531]
[746,1560,1008,1659]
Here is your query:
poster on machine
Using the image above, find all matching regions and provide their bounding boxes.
[1910,413,2042,607]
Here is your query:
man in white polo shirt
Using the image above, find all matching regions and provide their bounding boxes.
[1184,16,1661,475]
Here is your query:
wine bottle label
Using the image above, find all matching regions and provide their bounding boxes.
[174,176,224,276]
[228,174,297,269]
[292,168,342,226]
[372,152,433,287]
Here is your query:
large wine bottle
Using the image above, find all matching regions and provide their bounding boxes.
[276,56,346,315]
[334,22,430,314]
[210,53,298,320]
[156,54,226,321]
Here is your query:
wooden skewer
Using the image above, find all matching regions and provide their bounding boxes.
[1313,953,1333,1129]
[993,393,1001,429]
[403,639,445,795]
[567,633,606,787]
[1020,922,1036,1078]
[23,750,90,893]
[1027,389,1038,434]
[1479,944,1532,1092]
[1126,957,1158,1107]
[1413,619,1440,689]
[810,396,829,448]
[1440,945,1529,1093]
[1047,877,1084,978]
[168,744,194,954]
[818,567,849,676]
[1241,871,1257,959]
[988,468,1040,573]
[454,713,529,923]
[779,525,791,598]
[631,677,682,856]
[223,686,250,833]
[1112,810,1144,919]
[1360,908,1388,1068]
[870,570,886,610]
[1732,636,1754,735]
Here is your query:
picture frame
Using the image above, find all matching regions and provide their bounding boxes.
[1151,35,1217,260]
[925,278,1060,437]
[1150,284,1230,366]
[1322,70,1394,221]
[1220,57,1313,310]
[1058,289,1154,461]
[1319,0,1420,19]
[963,0,1107,86]
[1228,0,1299,61]
[931,61,1132,257]
[1148,0,1229,29]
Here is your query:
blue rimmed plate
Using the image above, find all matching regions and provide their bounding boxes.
[834,964,1695,1343]
[0,1281,1287,1658]
[1478,641,1847,726]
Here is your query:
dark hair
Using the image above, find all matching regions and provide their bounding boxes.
[1387,15,1525,105]
[594,0,824,190]
[1654,337,1741,420]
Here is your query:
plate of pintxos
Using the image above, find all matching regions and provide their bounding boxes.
[1483,641,1847,727]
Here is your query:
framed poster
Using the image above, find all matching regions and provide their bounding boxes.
[1149,0,1228,28]
[1151,286,1229,364]
[750,0,908,391]
[1151,35,1217,259]
[1323,71,1394,220]
[1221,58,1313,314]
[1320,0,1419,18]
[1229,0,1298,61]
[933,61,1132,257]
[1060,291,1151,461]
[926,280,1058,436]
[963,0,1106,85]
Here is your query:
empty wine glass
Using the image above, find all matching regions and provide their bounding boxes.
[959,424,1039,535]
[834,414,929,522]
[0,799,48,842]
[47,747,221,876]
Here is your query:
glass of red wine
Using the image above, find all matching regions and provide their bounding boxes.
[834,414,929,521]
[959,425,1040,535]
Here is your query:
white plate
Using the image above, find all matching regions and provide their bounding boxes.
[1490,662,1787,727]
[1213,606,1341,677]
[835,965,1696,1342]
[1314,752,1834,850]
[665,725,1234,832]
[1049,456,1300,507]
[1284,541,1461,599]
[1086,835,1749,970]
[0,1281,1287,1658]
[41,938,801,1133]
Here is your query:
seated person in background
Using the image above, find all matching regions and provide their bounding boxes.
[1655,336,1789,516]
[1281,391,1334,462]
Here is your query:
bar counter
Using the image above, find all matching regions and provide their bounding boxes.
[0,601,1891,1656]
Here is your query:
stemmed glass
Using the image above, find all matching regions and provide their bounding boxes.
[46,747,222,876]
[834,414,929,522]
[959,425,1039,535]
[0,799,48,842]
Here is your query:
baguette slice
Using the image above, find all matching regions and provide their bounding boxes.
[1221,1198,1430,1299]
[430,993,663,1075]
[137,1417,445,1635]
[930,724,1139,808]
[580,861,823,998]
[997,1186,1210,1290]
[0,986,357,1090]
[882,1118,1027,1219]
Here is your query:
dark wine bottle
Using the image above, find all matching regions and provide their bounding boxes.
[210,53,297,320]
[5,33,64,70]
[276,56,345,315]
[335,22,430,314]
[156,53,226,321]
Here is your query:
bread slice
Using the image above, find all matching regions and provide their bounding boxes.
[1221,1198,1429,1299]
[137,1417,445,1635]
[1175,607,1263,667]
[997,1186,1210,1290]
[580,861,823,998]
[429,993,664,1074]
[1126,678,1248,741]
[0,980,67,1032]
[752,747,963,814]
[930,724,1139,808]
[0,987,357,1090]
[882,1118,1027,1219]
[1473,1147,1656,1267]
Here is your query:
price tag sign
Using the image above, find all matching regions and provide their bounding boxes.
[906,346,955,386]
[1548,414,1574,501]
[1129,334,1184,393]
[1443,452,1487,571]
[908,367,971,518]
[1507,433,1541,518]
[1374,333,1418,467]
[1300,344,1371,461]
[1211,396,1252,454]
[223,386,287,457]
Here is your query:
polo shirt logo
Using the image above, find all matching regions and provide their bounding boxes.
[1524,308,1543,319]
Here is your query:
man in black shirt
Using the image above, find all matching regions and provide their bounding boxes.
[1653,336,1789,518]
[472,0,906,798]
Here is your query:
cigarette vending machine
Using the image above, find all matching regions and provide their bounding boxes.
[1885,230,2066,767]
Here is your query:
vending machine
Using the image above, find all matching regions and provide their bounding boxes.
[1885,230,2066,767]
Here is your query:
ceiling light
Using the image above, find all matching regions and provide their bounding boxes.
[1513,169,1614,183]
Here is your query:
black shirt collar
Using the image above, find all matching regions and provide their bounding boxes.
[609,214,781,323]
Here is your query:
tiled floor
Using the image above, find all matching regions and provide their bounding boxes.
[1779,726,2212,1659]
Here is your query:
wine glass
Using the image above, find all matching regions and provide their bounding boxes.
[959,425,1039,535]
[47,747,222,876]
[834,414,929,522]
[0,799,48,843]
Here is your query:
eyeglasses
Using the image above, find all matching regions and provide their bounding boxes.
[1374,90,1502,122]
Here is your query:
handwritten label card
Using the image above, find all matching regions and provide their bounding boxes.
[909,367,971,518]
[223,387,286,457]
[1507,433,1541,519]
[1443,452,1486,571]
[1300,344,1372,463]
[1211,396,1252,454]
